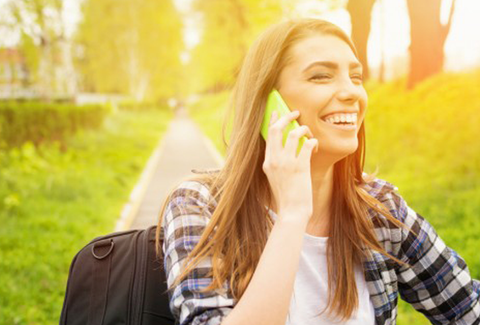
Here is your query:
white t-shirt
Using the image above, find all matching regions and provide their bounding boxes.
[285,233,376,325]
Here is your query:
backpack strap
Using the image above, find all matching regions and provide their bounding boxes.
[88,238,114,325]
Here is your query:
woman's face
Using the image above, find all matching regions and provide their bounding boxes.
[277,34,367,159]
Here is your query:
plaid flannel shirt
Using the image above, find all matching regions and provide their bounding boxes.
[162,177,480,325]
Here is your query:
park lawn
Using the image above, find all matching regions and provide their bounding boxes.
[189,69,480,325]
[188,91,231,157]
[0,107,173,325]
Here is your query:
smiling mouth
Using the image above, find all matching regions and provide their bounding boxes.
[321,113,358,126]
[319,118,357,130]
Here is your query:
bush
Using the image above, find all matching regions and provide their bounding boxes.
[0,101,110,149]
[117,99,171,111]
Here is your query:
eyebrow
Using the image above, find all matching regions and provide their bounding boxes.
[302,61,363,73]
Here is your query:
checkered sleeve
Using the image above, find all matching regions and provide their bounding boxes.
[394,193,480,324]
[162,181,235,325]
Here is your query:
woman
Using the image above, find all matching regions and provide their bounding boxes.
[156,19,480,325]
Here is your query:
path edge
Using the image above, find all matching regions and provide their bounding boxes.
[114,137,166,232]
[114,125,225,232]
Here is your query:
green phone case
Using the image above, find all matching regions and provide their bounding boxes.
[261,89,307,155]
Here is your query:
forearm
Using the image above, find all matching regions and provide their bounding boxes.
[222,214,307,325]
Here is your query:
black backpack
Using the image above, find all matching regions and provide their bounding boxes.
[59,225,177,325]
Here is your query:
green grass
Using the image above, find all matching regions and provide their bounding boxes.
[188,70,480,324]
[0,107,173,325]
[188,91,231,157]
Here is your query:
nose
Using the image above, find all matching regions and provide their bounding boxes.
[335,76,362,104]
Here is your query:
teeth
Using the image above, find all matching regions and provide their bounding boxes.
[324,113,357,125]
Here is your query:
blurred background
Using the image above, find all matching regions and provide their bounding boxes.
[0,0,479,324]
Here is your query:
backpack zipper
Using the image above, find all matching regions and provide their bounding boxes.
[127,232,139,325]
[133,228,150,324]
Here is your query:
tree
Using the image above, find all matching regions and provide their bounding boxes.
[406,0,456,89]
[76,0,184,101]
[7,0,77,99]
[346,0,376,81]
[188,0,283,94]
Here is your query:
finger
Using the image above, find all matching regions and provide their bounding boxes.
[284,125,310,155]
[270,110,300,134]
[306,127,314,139]
[269,110,278,126]
[268,110,300,153]
[298,125,314,139]
[265,111,279,156]
[298,138,318,161]
[266,111,278,155]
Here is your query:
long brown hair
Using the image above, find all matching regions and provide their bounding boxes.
[156,18,407,321]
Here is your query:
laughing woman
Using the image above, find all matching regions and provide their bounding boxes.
[156,19,480,325]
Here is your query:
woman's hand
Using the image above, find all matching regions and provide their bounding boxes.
[262,110,319,224]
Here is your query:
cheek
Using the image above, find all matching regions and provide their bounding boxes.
[300,112,320,130]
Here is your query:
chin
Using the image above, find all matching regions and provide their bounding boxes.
[321,141,358,160]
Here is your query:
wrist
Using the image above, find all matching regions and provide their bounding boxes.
[276,209,310,227]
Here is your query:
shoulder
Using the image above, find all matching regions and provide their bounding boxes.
[167,180,217,214]
[161,180,217,243]
[169,180,214,203]
[361,172,408,224]
[361,172,398,197]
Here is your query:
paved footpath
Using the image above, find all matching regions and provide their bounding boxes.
[115,108,224,231]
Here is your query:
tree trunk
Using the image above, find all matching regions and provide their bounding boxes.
[38,39,53,101]
[60,39,78,98]
[406,0,455,89]
[347,0,376,81]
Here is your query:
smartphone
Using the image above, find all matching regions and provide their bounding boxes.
[260,89,307,155]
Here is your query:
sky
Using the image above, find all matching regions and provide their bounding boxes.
[1,0,479,79]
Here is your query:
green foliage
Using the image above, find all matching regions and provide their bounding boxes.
[188,70,480,324]
[0,108,173,325]
[188,0,284,93]
[0,101,109,148]
[116,99,169,111]
[76,0,184,101]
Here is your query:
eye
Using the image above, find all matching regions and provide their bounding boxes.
[310,74,332,81]
[351,74,363,83]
